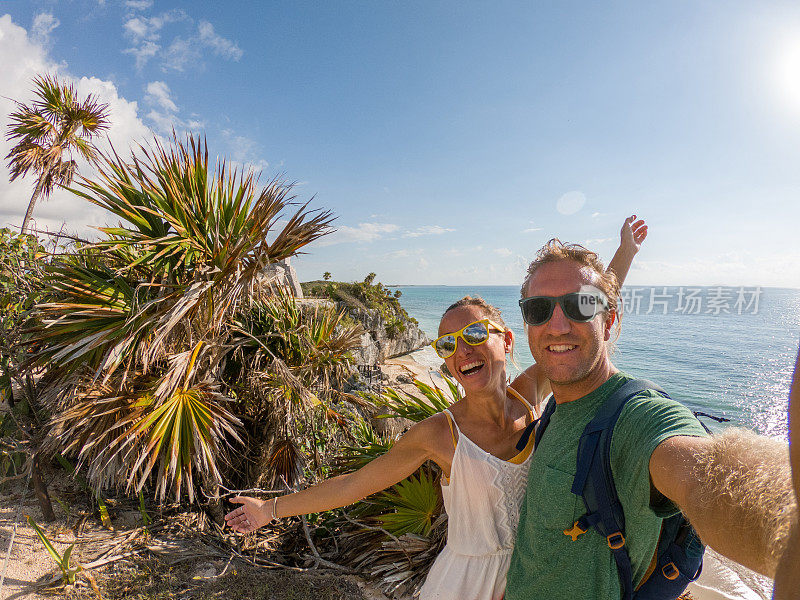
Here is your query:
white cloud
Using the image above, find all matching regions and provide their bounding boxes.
[124,17,149,40]
[494,247,513,257]
[403,225,455,238]
[197,21,243,61]
[384,248,425,259]
[123,40,159,71]
[124,10,186,42]
[523,227,543,233]
[144,81,195,134]
[122,9,187,70]
[556,190,586,215]
[144,80,177,112]
[125,0,154,10]
[161,36,199,72]
[317,222,400,246]
[0,15,151,237]
[583,237,614,246]
[220,129,269,173]
[628,253,800,287]
[122,11,243,72]
[31,13,59,47]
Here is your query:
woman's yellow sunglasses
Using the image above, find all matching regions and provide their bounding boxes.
[432,319,506,359]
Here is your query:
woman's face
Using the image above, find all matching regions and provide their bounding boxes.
[438,305,511,394]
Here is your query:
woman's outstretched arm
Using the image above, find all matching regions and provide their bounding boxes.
[224,416,445,534]
[606,214,647,288]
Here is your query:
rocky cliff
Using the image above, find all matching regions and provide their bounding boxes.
[301,278,430,365]
[344,304,430,365]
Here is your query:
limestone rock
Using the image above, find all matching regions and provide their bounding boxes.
[343,305,430,364]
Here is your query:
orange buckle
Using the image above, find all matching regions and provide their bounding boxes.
[662,562,679,580]
[563,521,588,541]
[607,532,626,550]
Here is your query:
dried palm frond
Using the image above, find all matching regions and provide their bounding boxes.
[46,380,242,501]
[26,133,336,502]
[264,437,305,490]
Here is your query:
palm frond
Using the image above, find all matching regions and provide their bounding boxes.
[364,377,461,424]
[374,469,441,536]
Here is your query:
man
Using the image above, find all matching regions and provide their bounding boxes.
[773,347,800,600]
[505,239,798,600]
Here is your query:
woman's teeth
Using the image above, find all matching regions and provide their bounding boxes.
[460,360,485,375]
[548,345,576,353]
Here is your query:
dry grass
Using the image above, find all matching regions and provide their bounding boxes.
[62,555,372,600]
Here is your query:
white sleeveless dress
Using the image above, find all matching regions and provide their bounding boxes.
[418,388,535,600]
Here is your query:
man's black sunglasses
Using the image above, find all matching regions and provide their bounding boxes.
[519,292,609,326]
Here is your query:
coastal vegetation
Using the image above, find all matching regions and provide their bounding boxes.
[1,74,442,598]
[302,274,416,340]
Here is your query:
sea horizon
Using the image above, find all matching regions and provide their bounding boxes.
[393,285,800,441]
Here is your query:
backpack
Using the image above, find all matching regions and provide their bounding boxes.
[516,379,705,600]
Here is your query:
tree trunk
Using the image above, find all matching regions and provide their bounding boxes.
[31,454,56,522]
[20,177,45,236]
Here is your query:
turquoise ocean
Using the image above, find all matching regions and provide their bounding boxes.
[393,286,800,439]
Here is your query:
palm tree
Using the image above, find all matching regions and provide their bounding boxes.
[5,74,110,235]
[28,134,339,503]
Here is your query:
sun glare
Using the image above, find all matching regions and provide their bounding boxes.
[771,35,800,117]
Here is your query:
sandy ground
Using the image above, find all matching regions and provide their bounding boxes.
[0,478,83,599]
[0,479,395,600]
[382,350,446,394]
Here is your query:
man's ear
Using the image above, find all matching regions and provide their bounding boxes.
[603,311,617,341]
[504,329,514,353]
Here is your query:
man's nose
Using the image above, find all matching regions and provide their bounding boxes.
[545,303,571,335]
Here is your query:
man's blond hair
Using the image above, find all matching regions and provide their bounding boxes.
[521,238,621,318]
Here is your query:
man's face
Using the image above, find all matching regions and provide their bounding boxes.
[523,260,613,387]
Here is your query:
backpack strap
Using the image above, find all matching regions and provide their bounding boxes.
[515,394,556,452]
[569,378,669,600]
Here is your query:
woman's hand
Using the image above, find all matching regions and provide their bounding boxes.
[620,214,647,254]
[224,496,274,534]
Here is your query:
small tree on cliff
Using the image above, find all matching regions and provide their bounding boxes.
[323,271,331,281]
[5,74,110,234]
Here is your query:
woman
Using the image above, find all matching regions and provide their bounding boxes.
[225,217,648,599]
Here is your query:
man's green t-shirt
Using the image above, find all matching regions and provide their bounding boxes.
[505,372,708,600]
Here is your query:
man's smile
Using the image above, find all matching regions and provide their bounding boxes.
[547,344,577,354]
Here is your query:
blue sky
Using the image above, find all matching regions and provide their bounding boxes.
[1,1,799,286]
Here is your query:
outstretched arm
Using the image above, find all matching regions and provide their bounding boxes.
[225,417,442,534]
[650,427,797,578]
[773,346,800,599]
[607,215,647,288]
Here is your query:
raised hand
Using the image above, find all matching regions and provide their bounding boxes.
[224,495,275,534]
[620,215,647,254]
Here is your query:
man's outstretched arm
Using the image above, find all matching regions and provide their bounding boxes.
[773,345,800,599]
[649,429,797,578]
